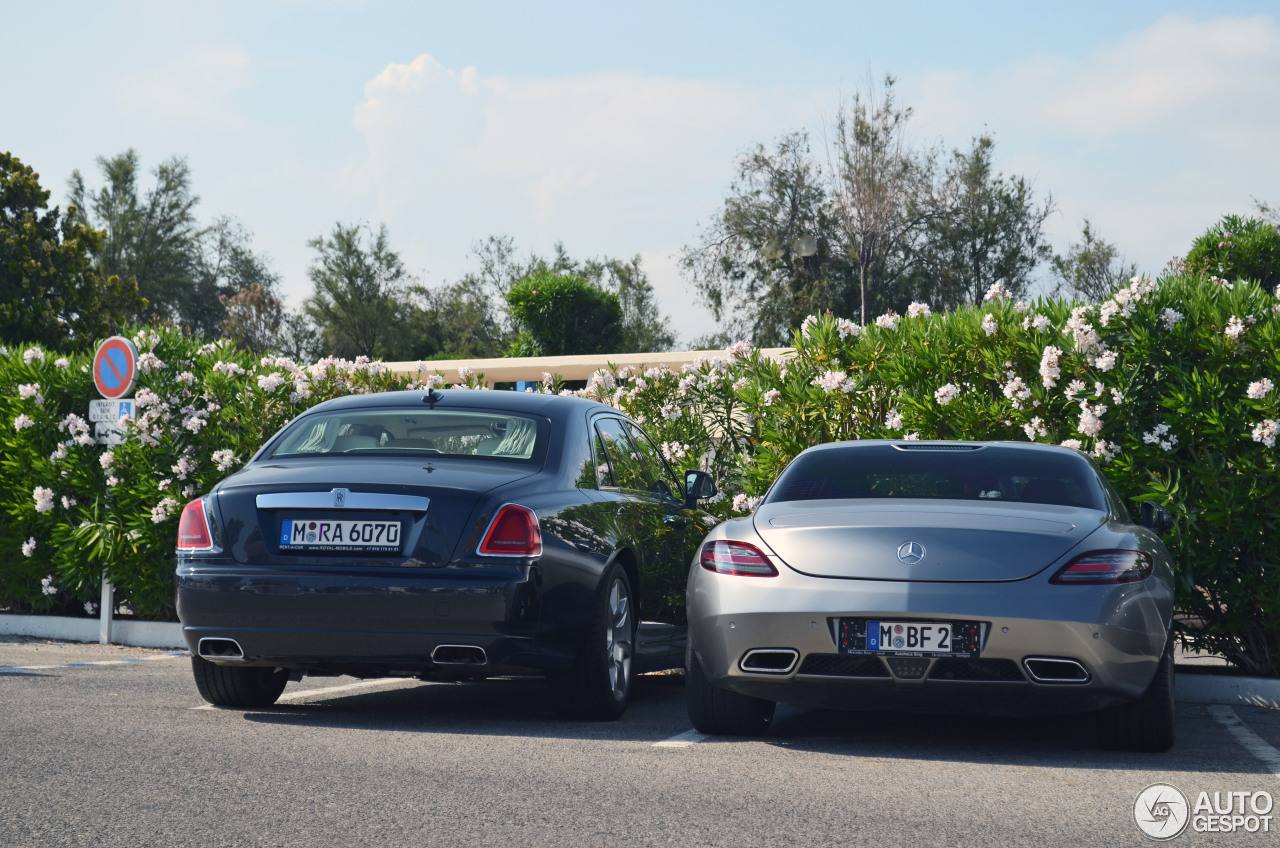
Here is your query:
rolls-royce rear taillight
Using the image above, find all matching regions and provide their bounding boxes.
[176,498,214,550]
[478,504,542,557]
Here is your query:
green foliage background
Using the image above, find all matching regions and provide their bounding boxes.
[2,272,1278,675]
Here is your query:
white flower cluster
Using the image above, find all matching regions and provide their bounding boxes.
[1224,316,1248,341]
[1092,440,1120,463]
[906,302,931,318]
[1064,306,1103,355]
[934,383,961,406]
[981,314,998,336]
[1002,376,1032,409]
[33,486,54,513]
[1060,439,1084,451]
[212,450,239,472]
[1022,313,1051,332]
[18,383,43,404]
[800,315,819,337]
[172,456,196,480]
[13,414,34,431]
[257,372,286,392]
[1039,346,1062,389]
[41,575,57,595]
[150,497,180,524]
[1077,400,1107,437]
[1161,308,1183,330]
[54,357,69,369]
[731,493,763,513]
[1022,417,1047,440]
[884,408,903,430]
[813,370,855,393]
[875,312,900,330]
[661,441,690,463]
[983,283,1011,302]
[22,538,36,557]
[1143,423,1178,452]
[726,340,753,361]
[836,318,862,339]
[1247,378,1274,399]
[1252,420,1279,448]
[137,352,166,373]
[1097,276,1157,327]
[24,347,45,364]
[761,389,781,406]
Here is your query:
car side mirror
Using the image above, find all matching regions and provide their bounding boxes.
[1140,501,1173,535]
[684,470,717,509]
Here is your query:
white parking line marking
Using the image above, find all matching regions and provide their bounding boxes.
[190,677,416,710]
[0,654,187,674]
[653,729,707,747]
[1209,705,1280,778]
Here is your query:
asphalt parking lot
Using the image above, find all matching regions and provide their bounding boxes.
[1,637,1277,847]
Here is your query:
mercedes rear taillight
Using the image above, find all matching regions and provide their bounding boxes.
[699,540,779,577]
[1050,550,1153,584]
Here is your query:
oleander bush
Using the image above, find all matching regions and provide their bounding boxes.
[2,272,1278,675]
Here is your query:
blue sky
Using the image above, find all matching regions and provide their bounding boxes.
[4,1,1278,344]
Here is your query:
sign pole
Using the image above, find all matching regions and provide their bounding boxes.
[99,579,114,645]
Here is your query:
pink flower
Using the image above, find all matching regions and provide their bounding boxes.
[1247,378,1274,399]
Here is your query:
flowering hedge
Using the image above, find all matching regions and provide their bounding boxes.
[2,273,1278,674]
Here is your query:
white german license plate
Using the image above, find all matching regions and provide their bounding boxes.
[867,621,954,653]
[279,519,401,552]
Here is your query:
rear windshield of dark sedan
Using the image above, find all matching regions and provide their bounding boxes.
[766,444,1106,510]
[268,409,546,461]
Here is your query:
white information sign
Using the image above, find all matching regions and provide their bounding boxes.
[94,421,126,446]
[89,399,135,423]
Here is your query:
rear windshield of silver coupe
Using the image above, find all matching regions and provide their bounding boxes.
[269,409,544,461]
[767,444,1106,509]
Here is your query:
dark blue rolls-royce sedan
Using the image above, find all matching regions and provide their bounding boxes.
[175,388,717,719]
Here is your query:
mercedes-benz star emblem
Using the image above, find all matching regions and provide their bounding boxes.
[897,541,926,565]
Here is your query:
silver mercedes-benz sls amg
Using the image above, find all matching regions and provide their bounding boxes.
[686,440,1177,751]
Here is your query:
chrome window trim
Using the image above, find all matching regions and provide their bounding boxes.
[255,489,431,512]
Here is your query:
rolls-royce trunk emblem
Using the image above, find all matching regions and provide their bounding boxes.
[332,488,348,508]
[897,541,926,565]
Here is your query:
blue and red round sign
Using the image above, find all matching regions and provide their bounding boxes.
[93,336,139,400]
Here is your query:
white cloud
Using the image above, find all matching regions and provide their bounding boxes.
[114,46,255,128]
[346,54,825,343]
[905,14,1280,276]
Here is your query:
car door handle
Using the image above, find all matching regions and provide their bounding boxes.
[663,515,688,529]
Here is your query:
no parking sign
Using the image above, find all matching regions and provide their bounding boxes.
[92,336,138,400]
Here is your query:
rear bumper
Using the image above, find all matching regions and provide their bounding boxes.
[688,564,1173,716]
[176,560,574,675]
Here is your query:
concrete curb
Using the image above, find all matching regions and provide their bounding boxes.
[1176,672,1280,711]
[0,614,185,650]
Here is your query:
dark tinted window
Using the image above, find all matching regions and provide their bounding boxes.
[623,422,682,501]
[594,418,647,490]
[766,444,1106,510]
[269,409,546,462]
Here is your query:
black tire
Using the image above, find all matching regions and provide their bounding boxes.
[685,643,775,736]
[1095,633,1175,752]
[191,655,289,708]
[553,564,635,721]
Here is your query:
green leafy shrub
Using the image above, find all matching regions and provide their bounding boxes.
[3,272,1278,676]
[1187,214,1280,290]
[505,271,622,356]
[594,275,1280,676]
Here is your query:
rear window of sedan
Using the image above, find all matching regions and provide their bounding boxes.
[268,408,547,462]
[766,444,1107,510]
